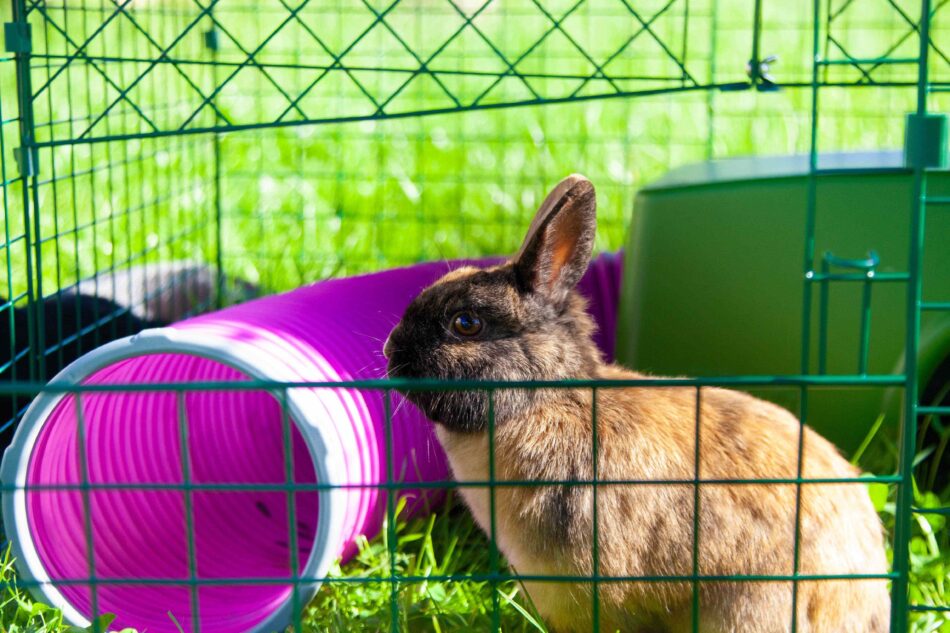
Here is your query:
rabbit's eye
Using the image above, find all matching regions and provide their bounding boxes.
[451,311,483,337]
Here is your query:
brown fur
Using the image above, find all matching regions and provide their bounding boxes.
[386,175,890,632]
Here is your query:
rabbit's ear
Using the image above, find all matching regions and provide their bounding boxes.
[513,174,596,306]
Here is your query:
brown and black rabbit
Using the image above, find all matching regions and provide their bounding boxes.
[384,175,890,633]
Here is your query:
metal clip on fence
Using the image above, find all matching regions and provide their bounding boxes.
[816,250,880,375]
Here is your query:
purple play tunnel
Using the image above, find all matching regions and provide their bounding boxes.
[1,254,622,633]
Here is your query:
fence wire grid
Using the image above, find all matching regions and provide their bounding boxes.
[0,0,949,632]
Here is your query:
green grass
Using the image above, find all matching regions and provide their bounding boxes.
[1,475,947,633]
[300,473,950,633]
[896,489,950,633]
[0,495,551,633]
[863,416,950,633]
[1,414,948,632]
[301,495,547,633]
[1,0,948,298]
[880,483,950,633]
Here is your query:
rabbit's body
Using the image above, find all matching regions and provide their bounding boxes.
[386,175,890,632]
[437,363,889,632]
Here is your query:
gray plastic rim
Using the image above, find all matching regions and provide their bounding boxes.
[0,327,345,633]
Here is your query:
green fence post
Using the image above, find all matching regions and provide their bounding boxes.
[795,1,822,628]
[890,1,932,630]
[204,15,225,310]
[6,0,40,383]
[747,0,764,88]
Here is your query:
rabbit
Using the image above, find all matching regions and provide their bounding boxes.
[384,175,890,633]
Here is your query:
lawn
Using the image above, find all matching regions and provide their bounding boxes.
[1,0,949,631]
[2,470,948,632]
[3,0,946,297]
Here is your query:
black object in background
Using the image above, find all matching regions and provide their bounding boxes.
[0,294,165,449]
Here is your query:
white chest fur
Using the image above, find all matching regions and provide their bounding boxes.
[433,427,575,621]
[434,427,493,533]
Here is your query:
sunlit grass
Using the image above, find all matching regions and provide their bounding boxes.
[302,495,547,633]
[2,474,948,633]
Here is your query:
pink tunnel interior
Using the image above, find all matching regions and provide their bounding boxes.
[13,253,623,633]
[28,356,321,633]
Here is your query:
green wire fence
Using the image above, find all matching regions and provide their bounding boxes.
[1,0,949,631]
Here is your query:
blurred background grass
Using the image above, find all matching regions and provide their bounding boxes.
[1,0,947,299]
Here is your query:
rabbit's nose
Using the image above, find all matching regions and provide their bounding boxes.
[383,332,395,360]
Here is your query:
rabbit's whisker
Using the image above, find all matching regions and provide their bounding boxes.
[391,395,411,419]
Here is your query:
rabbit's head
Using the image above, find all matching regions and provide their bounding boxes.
[385,175,602,432]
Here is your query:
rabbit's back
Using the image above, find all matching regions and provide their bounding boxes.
[439,366,889,632]
[596,368,889,632]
